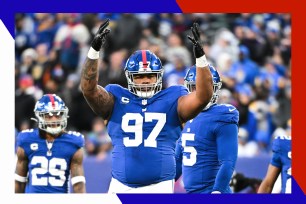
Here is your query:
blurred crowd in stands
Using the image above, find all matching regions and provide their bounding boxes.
[15,13,291,159]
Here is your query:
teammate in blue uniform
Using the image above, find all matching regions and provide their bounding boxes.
[258,119,291,193]
[175,65,239,193]
[81,19,213,193]
[15,94,86,193]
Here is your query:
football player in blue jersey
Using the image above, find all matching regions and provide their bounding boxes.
[258,119,291,193]
[175,65,239,193]
[15,94,86,193]
[81,19,213,193]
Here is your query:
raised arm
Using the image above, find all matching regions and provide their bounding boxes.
[178,23,213,122]
[15,147,28,193]
[70,148,86,193]
[81,19,114,120]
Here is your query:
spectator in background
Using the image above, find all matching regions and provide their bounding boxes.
[15,75,39,131]
[229,45,260,86]
[54,13,90,77]
[240,26,267,66]
[158,14,173,39]
[249,100,273,152]
[108,13,143,54]
[34,13,59,50]
[216,52,233,76]
[238,127,259,157]
[209,29,239,64]
[270,75,291,130]
[172,13,189,34]
[15,14,35,60]
[234,13,253,28]
[43,79,61,96]
[98,49,128,88]
[40,49,66,92]
[235,84,256,141]
[86,117,112,159]
[250,14,266,38]
[31,43,51,88]
[19,48,37,76]
[280,25,291,66]
[256,59,284,97]
[61,73,81,130]
[218,88,237,106]
[164,54,188,87]
[165,32,192,72]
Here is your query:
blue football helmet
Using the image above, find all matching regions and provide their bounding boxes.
[34,94,69,135]
[184,64,222,110]
[124,50,163,98]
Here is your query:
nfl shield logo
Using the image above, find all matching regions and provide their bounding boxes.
[142,99,147,105]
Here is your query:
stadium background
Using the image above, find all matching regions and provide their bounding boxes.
[15,13,291,193]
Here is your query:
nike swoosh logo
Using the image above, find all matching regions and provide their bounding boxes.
[229,108,236,112]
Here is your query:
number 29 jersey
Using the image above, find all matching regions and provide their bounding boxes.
[105,84,188,187]
[17,129,84,193]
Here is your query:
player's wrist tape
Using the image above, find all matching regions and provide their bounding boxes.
[71,176,86,185]
[15,174,27,183]
[211,191,221,194]
[87,47,100,60]
[196,55,209,68]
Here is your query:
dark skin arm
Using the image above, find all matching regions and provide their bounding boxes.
[81,59,114,119]
[70,148,86,193]
[178,23,213,122]
[80,19,114,120]
[257,164,281,193]
[178,67,212,122]
[15,147,28,193]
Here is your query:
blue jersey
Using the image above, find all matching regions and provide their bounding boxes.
[105,84,188,187]
[271,135,291,193]
[17,128,84,193]
[176,104,239,193]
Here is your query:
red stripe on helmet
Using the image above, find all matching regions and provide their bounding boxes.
[47,94,56,109]
[141,50,148,68]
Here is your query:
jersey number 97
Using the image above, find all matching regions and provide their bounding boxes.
[121,113,166,148]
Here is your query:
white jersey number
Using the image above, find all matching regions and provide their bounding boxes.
[285,151,292,193]
[122,113,166,148]
[181,133,197,166]
[31,156,67,186]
